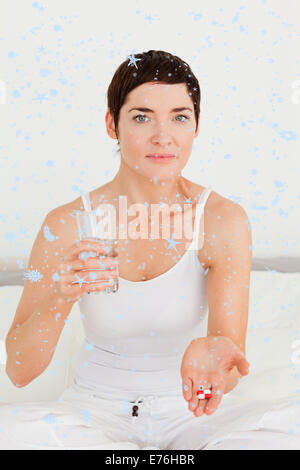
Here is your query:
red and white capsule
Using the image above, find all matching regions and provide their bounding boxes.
[197,389,212,399]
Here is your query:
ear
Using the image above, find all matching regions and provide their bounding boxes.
[105,109,118,141]
[194,113,200,138]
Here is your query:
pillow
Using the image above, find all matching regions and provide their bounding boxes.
[0,286,84,403]
[0,271,25,286]
[251,257,300,273]
[231,271,300,402]
[247,271,300,329]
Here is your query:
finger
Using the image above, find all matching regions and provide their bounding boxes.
[193,378,211,417]
[61,278,111,300]
[189,377,209,414]
[85,270,118,284]
[64,240,107,261]
[68,269,117,288]
[84,280,113,296]
[86,280,112,292]
[236,358,250,376]
[71,257,118,272]
[204,375,225,415]
[195,397,208,417]
[188,377,200,413]
[182,377,193,402]
[64,240,101,258]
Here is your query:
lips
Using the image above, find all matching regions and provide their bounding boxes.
[146,154,176,163]
[146,154,175,158]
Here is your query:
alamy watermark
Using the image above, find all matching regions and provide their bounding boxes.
[77,195,205,251]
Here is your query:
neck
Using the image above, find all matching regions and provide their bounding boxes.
[111,160,188,206]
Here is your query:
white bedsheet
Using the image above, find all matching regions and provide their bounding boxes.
[1,271,300,449]
[0,386,299,450]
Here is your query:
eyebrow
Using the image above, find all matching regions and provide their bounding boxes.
[128,106,193,113]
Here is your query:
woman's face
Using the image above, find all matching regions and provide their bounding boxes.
[106,81,200,180]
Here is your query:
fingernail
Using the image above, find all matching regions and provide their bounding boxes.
[206,406,215,413]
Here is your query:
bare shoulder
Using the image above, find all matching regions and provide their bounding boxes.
[185,179,221,217]
[187,180,249,233]
[186,181,251,270]
[39,203,78,264]
[207,191,250,226]
[205,194,251,268]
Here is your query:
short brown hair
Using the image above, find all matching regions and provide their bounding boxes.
[106,50,201,152]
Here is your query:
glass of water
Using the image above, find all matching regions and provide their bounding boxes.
[75,209,119,294]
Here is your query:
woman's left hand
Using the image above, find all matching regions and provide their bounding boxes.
[180,335,250,417]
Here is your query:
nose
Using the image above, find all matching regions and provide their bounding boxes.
[151,128,173,149]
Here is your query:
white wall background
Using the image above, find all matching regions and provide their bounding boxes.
[0,0,299,271]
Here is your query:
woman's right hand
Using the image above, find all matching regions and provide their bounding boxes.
[56,239,119,302]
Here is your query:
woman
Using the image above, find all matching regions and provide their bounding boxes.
[3,50,299,450]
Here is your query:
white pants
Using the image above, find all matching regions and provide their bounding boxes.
[1,386,300,450]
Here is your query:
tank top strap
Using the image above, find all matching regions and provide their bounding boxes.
[189,186,213,252]
[81,191,92,212]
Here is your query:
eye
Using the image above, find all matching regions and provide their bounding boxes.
[133,114,191,123]
[133,114,148,123]
[175,114,190,122]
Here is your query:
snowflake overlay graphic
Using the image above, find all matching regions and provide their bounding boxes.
[24,269,44,283]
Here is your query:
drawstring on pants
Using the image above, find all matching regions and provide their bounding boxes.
[130,395,159,424]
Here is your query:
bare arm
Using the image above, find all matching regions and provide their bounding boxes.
[5,205,114,387]
[5,207,76,387]
[181,199,252,417]
[6,294,72,387]
[206,200,252,394]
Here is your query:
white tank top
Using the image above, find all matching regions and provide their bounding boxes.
[71,186,213,401]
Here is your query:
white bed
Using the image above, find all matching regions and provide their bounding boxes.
[0,257,300,449]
